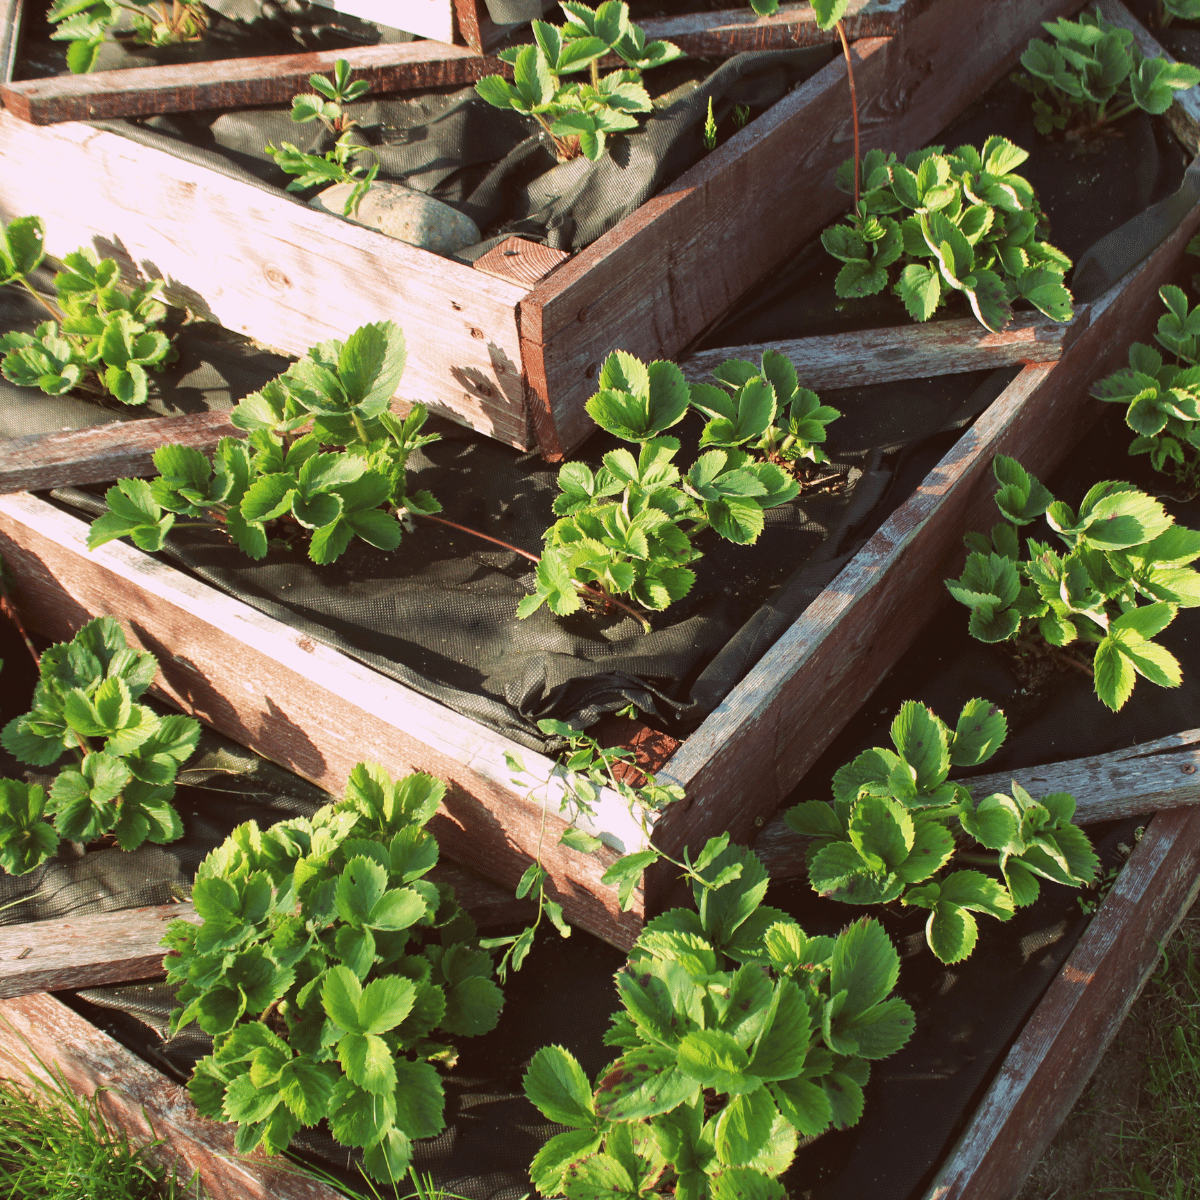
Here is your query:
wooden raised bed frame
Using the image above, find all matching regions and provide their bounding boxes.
[0,0,1085,460]
[2,119,1198,949]
[0,735,1197,1199]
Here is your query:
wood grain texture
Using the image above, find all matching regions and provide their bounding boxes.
[923,805,1200,1200]
[646,166,1200,905]
[520,0,1086,458]
[1099,0,1200,154]
[0,991,344,1200]
[0,111,532,449]
[0,492,647,949]
[0,409,237,495]
[679,310,1082,391]
[474,236,571,287]
[1,0,22,86]
[0,41,508,125]
[754,730,1200,879]
[636,0,921,57]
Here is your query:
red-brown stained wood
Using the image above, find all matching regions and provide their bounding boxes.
[923,805,1200,1199]
[519,0,1086,458]
[754,730,1200,879]
[0,991,344,1200]
[0,41,510,125]
[0,493,646,949]
[0,409,237,496]
[680,309,1084,392]
[645,164,1200,905]
[474,236,572,288]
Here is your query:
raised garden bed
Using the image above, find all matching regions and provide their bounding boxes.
[1,168,1197,949]
[0,0,1087,461]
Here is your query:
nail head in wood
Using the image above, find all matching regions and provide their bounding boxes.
[473,237,571,288]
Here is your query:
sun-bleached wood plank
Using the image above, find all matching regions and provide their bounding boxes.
[647,157,1200,897]
[520,0,1086,457]
[0,112,531,449]
[0,409,236,495]
[0,40,506,125]
[679,309,1083,391]
[923,805,1200,1199]
[0,492,646,949]
[0,991,344,1200]
[754,730,1200,878]
[1,0,23,85]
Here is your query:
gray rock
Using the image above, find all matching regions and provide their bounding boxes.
[311,182,480,255]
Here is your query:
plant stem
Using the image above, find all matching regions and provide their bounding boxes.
[591,60,601,89]
[350,410,371,444]
[957,851,1000,867]
[17,277,65,323]
[835,19,861,211]
[0,584,39,670]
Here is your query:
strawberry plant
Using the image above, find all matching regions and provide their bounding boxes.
[1158,0,1200,25]
[0,215,176,405]
[266,60,380,218]
[522,838,915,1197]
[87,321,442,566]
[0,617,200,875]
[688,349,841,467]
[820,138,1073,333]
[163,764,504,1183]
[785,699,1099,963]
[1090,285,1200,493]
[1014,10,1200,138]
[945,456,1200,711]
[47,0,209,73]
[518,351,800,622]
[474,3,682,162]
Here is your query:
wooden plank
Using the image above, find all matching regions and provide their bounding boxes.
[0,40,508,126]
[637,0,922,57]
[0,492,647,949]
[474,236,571,288]
[0,409,237,495]
[1100,0,1200,154]
[1,0,22,86]
[923,804,1200,1200]
[520,0,1085,458]
[679,310,1083,392]
[754,730,1200,879]
[0,111,533,450]
[646,155,1200,902]
[0,991,344,1200]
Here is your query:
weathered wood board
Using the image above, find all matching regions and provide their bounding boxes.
[0,0,1085,460]
[0,991,345,1200]
[755,730,1200,877]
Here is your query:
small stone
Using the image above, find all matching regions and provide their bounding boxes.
[310,182,480,255]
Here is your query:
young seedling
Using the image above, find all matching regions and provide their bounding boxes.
[266,60,380,217]
[0,617,200,874]
[946,455,1200,711]
[786,698,1099,963]
[1014,10,1200,139]
[518,351,800,624]
[1158,0,1200,25]
[0,214,176,405]
[475,2,682,163]
[47,0,208,73]
[522,841,914,1195]
[821,138,1074,333]
[164,764,504,1183]
[1091,285,1200,494]
[703,96,718,151]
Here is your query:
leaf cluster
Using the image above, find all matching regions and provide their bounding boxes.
[164,763,504,1183]
[519,351,799,621]
[821,138,1073,332]
[523,838,914,1198]
[0,215,175,405]
[1090,285,1200,490]
[785,699,1099,963]
[1160,0,1200,26]
[1013,10,1200,137]
[87,320,441,566]
[688,349,841,466]
[266,60,379,217]
[0,617,199,875]
[475,2,682,162]
[48,0,208,73]
[946,455,1200,710]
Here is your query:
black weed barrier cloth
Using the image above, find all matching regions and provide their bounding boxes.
[14,0,411,81]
